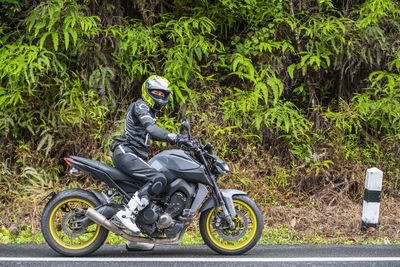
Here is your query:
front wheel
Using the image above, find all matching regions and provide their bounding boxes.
[41,189,109,256]
[199,195,263,255]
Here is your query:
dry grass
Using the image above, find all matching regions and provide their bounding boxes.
[260,195,400,244]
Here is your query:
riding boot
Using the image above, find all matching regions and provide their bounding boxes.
[113,192,149,234]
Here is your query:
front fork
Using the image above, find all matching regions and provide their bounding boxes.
[196,149,238,230]
[199,189,248,230]
[216,193,236,229]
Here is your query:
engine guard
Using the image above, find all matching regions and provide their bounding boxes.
[199,189,247,217]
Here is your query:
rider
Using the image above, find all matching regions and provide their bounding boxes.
[110,75,187,248]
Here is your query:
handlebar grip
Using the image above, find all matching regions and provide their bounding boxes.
[179,139,200,151]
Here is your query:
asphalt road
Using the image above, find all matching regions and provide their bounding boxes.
[1,244,400,267]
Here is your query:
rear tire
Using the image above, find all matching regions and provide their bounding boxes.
[41,189,109,256]
[199,195,263,255]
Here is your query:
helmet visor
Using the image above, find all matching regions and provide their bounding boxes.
[150,89,170,99]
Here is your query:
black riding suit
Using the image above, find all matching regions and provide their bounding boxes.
[113,99,174,198]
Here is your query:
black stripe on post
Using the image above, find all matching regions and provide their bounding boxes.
[361,221,378,230]
[364,189,381,203]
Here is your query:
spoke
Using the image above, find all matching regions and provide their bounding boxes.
[62,203,72,213]
[60,233,68,244]
[59,208,67,214]
[66,203,72,211]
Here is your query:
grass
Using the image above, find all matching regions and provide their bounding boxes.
[1,224,400,246]
[0,226,45,244]
[0,225,204,245]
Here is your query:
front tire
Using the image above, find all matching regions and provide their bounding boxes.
[41,189,109,256]
[199,195,263,255]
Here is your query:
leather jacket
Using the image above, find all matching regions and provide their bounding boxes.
[122,99,174,159]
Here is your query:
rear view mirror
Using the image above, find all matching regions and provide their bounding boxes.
[180,119,191,139]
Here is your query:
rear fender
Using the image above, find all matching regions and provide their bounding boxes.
[89,190,120,218]
[90,190,107,205]
[41,191,57,203]
[199,189,247,217]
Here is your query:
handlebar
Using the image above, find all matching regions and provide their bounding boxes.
[180,139,216,161]
[179,138,201,152]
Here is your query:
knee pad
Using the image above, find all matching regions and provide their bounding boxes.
[150,181,164,194]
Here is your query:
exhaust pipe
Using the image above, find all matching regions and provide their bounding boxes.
[85,207,187,245]
[85,207,122,234]
[85,207,151,243]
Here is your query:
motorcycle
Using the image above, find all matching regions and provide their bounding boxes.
[41,121,263,256]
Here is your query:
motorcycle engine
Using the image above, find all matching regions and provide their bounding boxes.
[165,192,187,218]
[136,191,187,236]
[136,202,160,235]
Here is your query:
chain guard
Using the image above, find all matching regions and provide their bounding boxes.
[215,209,248,241]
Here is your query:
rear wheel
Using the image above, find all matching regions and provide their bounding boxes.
[41,189,109,256]
[199,195,263,255]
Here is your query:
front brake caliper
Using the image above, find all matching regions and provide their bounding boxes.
[216,209,248,241]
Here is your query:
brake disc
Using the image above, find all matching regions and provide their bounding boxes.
[215,209,248,241]
[61,211,87,238]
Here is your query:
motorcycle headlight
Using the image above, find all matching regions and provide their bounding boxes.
[216,159,230,174]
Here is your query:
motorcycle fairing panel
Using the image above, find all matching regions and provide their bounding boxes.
[149,149,210,185]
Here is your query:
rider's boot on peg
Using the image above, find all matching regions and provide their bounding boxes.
[113,192,149,234]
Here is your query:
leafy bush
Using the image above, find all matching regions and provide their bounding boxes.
[1,0,400,236]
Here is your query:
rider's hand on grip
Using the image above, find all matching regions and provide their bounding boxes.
[176,134,189,147]
[177,135,199,151]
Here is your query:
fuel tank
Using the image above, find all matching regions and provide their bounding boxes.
[148,149,209,185]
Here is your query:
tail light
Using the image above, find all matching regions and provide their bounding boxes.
[64,158,72,166]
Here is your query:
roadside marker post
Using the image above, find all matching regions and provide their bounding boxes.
[361,167,383,230]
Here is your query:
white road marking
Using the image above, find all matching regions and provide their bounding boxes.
[0,257,399,262]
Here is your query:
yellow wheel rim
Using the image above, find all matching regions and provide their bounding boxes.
[206,200,257,250]
[49,198,100,250]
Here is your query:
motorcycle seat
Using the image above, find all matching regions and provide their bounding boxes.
[70,156,147,182]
